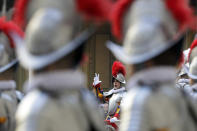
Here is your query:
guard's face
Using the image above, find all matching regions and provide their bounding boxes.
[113,79,121,89]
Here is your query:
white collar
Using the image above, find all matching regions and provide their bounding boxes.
[104,87,126,96]
[24,70,86,93]
[112,87,126,93]
[127,66,177,89]
[0,80,16,90]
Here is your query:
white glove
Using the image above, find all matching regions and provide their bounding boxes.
[110,117,119,123]
[93,73,102,86]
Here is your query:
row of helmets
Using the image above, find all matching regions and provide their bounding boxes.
[0,0,196,79]
[1,0,114,73]
[0,0,109,73]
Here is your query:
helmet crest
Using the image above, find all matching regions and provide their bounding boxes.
[111,0,197,40]
[75,0,113,22]
[0,17,24,48]
[110,0,134,40]
[13,0,30,29]
[112,61,126,77]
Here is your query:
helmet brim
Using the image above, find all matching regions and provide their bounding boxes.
[106,34,185,65]
[11,28,95,70]
[0,59,18,73]
[112,76,126,84]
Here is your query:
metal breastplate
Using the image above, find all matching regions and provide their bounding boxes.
[108,91,125,115]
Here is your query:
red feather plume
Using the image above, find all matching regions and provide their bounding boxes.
[110,0,197,40]
[0,17,24,48]
[13,0,30,29]
[110,0,134,40]
[165,0,197,31]
[188,39,197,61]
[112,61,126,77]
[75,0,113,22]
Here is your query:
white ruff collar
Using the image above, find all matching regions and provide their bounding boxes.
[24,70,86,93]
[112,87,126,93]
[127,66,177,89]
[104,87,126,96]
[0,80,16,90]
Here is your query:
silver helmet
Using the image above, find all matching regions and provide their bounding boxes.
[12,0,95,70]
[113,73,126,84]
[107,0,196,64]
[13,0,65,28]
[13,0,113,29]
[112,61,126,84]
[0,31,17,73]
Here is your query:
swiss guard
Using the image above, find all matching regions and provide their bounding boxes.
[106,0,197,130]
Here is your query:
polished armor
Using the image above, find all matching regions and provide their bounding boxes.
[107,87,126,116]
[106,0,197,130]
[13,0,106,130]
[104,87,126,131]
[0,16,24,131]
[107,0,179,64]
[16,70,105,131]
[0,80,18,131]
[114,73,126,84]
[120,67,197,131]
[13,0,83,70]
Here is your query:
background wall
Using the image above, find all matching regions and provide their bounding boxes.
[81,24,116,91]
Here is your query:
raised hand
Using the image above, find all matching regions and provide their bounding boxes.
[93,73,102,86]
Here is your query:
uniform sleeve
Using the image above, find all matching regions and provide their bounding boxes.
[120,88,151,131]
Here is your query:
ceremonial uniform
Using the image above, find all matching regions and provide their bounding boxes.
[16,70,104,131]
[0,80,18,131]
[104,87,126,118]
[121,67,196,131]
[0,12,24,131]
[106,0,197,131]
[102,61,127,130]
[12,0,111,130]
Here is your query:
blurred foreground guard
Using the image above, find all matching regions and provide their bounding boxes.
[0,32,18,131]
[11,0,113,130]
[106,0,197,131]
[0,4,24,130]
